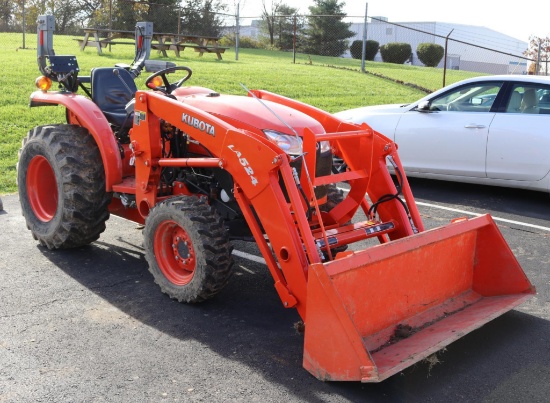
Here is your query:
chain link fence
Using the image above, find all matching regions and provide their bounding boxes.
[1,1,544,91]
[231,14,540,89]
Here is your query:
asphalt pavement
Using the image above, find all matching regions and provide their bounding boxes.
[0,179,549,402]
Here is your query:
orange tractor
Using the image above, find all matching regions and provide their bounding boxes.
[19,16,535,382]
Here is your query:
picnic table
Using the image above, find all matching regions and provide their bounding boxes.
[75,28,134,54]
[158,33,228,60]
[76,28,229,60]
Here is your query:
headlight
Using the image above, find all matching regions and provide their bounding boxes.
[263,130,331,156]
[264,130,303,155]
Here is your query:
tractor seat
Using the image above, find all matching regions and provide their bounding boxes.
[91,67,137,127]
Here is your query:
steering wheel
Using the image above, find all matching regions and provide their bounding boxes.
[145,66,192,95]
[447,103,460,111]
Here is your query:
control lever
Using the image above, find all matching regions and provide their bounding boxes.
[112,69,135,97]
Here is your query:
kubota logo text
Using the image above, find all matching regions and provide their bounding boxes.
[182,113,215,136]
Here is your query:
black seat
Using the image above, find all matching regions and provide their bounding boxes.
[91,67,137,127]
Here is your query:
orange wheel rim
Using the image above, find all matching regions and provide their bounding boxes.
[26,155,58,222]
[154,220,196,285]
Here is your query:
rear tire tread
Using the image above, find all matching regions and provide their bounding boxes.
[17,125,111,249]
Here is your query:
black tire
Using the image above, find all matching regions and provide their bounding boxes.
[143,195,234,303]
[17,125,111,249]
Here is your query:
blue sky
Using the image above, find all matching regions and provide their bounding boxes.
[236,0,550,43]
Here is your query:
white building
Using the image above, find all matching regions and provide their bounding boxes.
[349,17,529,74]
[233,17,530,75]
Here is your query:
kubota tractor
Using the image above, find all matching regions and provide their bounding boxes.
[18,16,536,382]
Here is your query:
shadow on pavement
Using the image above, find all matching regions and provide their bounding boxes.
[4,193,546,401]
[38,234,550,402]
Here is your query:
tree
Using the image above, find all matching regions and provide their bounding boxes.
[303,0,354,57]
[416,43,444,67]
[261,0,282,47]
[11,0,103,33]
[180,0,228,37]
[260,1,303,50]
[86,0,115,28]
[110,0,180,32]
[350,39,379,60]
[111,0,141,30]
[0,0,14,31]
[364,39,379,60]
[143,0,180,33]
[524,35,550,75]
[54,1,84,34]
[13,0,42,32]
[349,40,362,59]
[379,42,412,64]
[274,4,303,50]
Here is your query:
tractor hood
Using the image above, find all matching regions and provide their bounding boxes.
[178,92,325,137]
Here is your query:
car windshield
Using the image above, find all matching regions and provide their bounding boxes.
[430,83,503,112]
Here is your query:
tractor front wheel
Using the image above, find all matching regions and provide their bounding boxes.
[17,125,111,249]
[143,196,234,303]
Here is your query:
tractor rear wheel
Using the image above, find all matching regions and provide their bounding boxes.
[17,125,111,249]
[143,196,234,303]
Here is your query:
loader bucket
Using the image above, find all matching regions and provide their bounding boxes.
[303,215,535,382]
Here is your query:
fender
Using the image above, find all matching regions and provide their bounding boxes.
[30,90,123,190]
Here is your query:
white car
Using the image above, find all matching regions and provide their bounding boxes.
[335,75,550,193]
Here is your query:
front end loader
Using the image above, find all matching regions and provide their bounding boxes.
[18,16,535,382]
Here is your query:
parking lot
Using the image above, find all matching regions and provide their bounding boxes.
[1,178,549,402]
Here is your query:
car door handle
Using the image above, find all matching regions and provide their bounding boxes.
[464,124,486,129]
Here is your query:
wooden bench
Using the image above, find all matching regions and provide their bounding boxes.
[190,45,229,60]
[160,33,227,59]
[78,36,171,57]
[151,43,171,57]
[75,38,107,49]
[105,41,135,46]
[75,39,135,48]
[77,28,135,54]
[151,43,228,59]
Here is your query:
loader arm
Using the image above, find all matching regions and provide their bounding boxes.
[131,89,431,315]
[249,89,424,236]
[115,89,539,382]
[131,88,441,315]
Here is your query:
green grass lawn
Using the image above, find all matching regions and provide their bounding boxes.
[0,32,481,194]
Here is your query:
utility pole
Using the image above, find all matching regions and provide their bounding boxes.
[443,29,454,87]
[235,3,240,61]
[293,15,297,64]
[361,3,368,73]
[22,0,26,49]
[536,41,542,75]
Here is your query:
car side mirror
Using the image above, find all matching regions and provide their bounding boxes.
[416,100,431,113]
